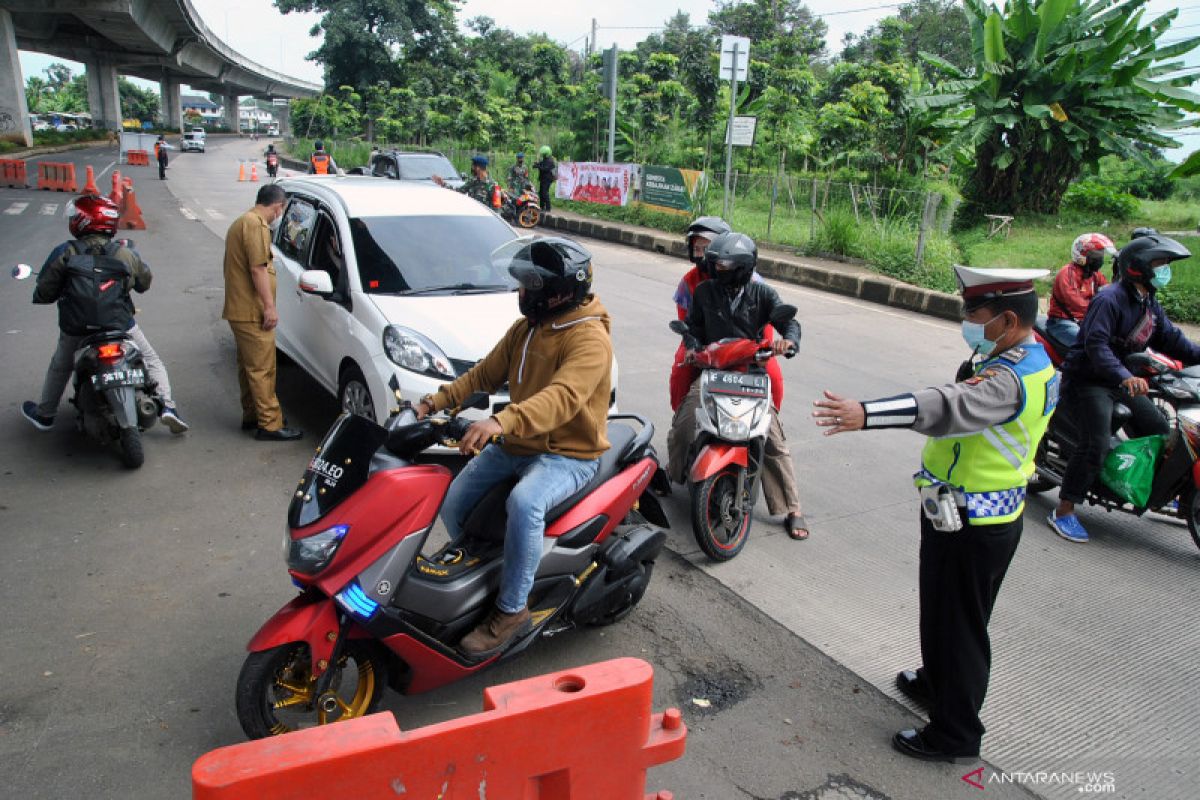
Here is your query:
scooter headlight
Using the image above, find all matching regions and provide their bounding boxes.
[286,524,349,574]
[712,395,758,440]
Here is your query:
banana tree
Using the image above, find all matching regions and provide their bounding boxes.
[916,0,1200,216]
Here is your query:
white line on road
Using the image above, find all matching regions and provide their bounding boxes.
[4,202,27,215]
[205,209,225,220]
[40,204,58,216]
[179,207,198,221]
[97,161,116,179]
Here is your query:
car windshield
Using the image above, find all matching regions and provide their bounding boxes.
[398,155,460,181]
[350,215,518,294]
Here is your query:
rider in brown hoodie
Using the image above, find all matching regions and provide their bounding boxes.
[417,237,612,657]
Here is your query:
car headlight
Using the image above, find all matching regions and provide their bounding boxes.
[286,524,349,574]
[382,325,455,380]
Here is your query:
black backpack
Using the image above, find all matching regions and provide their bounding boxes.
[58,240,134,336]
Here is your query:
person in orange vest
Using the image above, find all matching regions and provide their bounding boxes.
[154,134,171,180]
[308,140,337,175]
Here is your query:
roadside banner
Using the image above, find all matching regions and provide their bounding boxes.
[556,162,638,206]
[641,166,706,214]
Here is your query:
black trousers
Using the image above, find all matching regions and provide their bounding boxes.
[917,511,1022,754]
[1060,380,1168,504]
[158,160,167,179]
[539,179,552,213]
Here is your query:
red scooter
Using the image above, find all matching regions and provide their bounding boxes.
[668,305,796,561]
[235,393,669,738]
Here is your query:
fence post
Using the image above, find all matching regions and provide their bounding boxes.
[849,184,860,223]
[809,179,817,243]
[766,172,778,241]
[730,169,739,221]
[914,191,943,268]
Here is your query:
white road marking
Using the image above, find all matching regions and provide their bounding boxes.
[39,204,58,215]
[4,202,27,215]
[179,207,198,221]
[205,209,225,220]
[97,161,116,179]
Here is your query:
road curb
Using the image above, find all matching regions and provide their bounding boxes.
[542,211,965,322]
[4,141,114,160]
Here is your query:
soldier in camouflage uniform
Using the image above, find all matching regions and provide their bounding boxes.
[435,154,501,208]
[507,153,531,193]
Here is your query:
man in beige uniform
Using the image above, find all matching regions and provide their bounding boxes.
[222,184,301,441]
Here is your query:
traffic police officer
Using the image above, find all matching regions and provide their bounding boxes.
[812,266,1055,764]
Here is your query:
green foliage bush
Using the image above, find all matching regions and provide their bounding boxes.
[31,129,108,147]
[1061,181,1140,221]
[811,209,859,257]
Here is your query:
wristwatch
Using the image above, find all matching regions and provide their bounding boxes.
[419,393,436,411]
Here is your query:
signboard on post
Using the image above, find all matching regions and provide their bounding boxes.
[641,166,706,214]
[726,116,757,147]
[719,36,750,82]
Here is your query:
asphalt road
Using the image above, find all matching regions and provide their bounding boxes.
[0,138,1194,799]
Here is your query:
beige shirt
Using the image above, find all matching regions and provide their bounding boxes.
[222,209,276,322]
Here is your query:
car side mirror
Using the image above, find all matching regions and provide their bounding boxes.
[461,391,490,411]
[299,269,334,296]
[668,320,690,336]
[770,304,798,328]
[12,263,33,280]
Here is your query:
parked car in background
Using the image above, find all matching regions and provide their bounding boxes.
[181,132,206,153]
[356,150,465,190]
[269,176,618,428]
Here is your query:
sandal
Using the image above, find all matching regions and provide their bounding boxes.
[785,513,809,540]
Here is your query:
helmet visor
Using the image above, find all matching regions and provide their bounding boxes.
[492,237,546,289]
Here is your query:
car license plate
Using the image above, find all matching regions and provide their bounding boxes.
[91,368,144,388]
[708,370,768,398]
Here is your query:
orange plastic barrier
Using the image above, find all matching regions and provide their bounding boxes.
[36,161,78,192]
[191,658,686,800]
[118,177,146,230]
[126,149,150,166]
[0,158,27,188]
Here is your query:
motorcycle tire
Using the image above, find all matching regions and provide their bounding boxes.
[1184,489,1200,552]
[118,427,144,469]
[691,467,752,561]
[236,641,387,740]
[517,206,540,228]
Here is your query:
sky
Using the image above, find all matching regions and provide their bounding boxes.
[14,0,1199,155]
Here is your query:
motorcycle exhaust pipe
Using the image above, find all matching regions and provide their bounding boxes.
[136,396,158,429]
[600,525,667,579]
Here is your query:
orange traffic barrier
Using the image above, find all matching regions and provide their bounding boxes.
[126,149,150,166]
[0,158,27,188]
[191,658,686,800]
[36,161,79,192]
[118,177,146,230]
[237,162,246,182]
[250,163,259,182]
[82,165,100,195]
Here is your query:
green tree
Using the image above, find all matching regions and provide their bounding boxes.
[843,0,972,78]
[119,78,160,123]
[923,0,1200,216]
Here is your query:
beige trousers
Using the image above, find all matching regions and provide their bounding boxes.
[229,321,284,431]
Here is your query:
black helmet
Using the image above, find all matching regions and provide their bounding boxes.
[501,237,593,322]
[1130,226,1158,240]
[704,231,757,293]
[686,216,731,269]
[314,140,324,150]
[1117,234,1190,283]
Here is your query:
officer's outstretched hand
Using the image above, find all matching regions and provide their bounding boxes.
[812,391,865,436]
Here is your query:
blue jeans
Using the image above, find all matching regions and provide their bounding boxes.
[1045,317,1080,348]
[441,447,600,613]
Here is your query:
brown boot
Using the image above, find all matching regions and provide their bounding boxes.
[459,606,531,657]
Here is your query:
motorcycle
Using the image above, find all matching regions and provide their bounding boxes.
[1029,352,1200,550]
[13,264,158,468]
[668,305,797,561]
[265,151,279,178]
[235,392,670,738]
[501,183,541,229]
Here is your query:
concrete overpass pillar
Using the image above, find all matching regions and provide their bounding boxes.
[277,101,291,137]
[159,77,181,131]
[85,59,122,131]
[224,92,239,131]
[0,9,32,147]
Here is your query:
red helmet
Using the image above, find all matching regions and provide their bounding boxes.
[1071,232,1116,265]
[68,194,120,238]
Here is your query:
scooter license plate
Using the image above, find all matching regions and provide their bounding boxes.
[91,368,144,388]
[707,370,768,398]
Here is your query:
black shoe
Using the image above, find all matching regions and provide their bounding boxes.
[241,419,257,431]
[255,426,302,441]
[892,729,978,765]
[896,669,932,706]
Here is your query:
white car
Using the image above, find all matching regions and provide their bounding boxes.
[271,176,617,429]
[181,132,205,153]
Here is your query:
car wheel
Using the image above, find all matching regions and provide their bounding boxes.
[339,365,376,420]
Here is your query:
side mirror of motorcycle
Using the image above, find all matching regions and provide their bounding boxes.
[460,391,490,411]
[12,264,32,280]
[769,304,798,328]
[668,320,690,337]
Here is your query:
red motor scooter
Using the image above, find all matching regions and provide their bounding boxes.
[235,392,670,738]
[668,305,796,561]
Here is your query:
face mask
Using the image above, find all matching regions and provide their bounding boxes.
[1150,265,1172,289]
[269,211,282,233]
[961,313,1003,356]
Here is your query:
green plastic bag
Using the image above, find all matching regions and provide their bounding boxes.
[1100,435,1165,508]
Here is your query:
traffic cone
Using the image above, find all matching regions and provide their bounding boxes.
[83,165,100,195]
[238,162,246,182]
[250,163,258,182]
[110,169,124,207]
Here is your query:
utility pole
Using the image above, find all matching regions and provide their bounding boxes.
[605,44,618,164]
[722,41,740,220]
[589,18,597,58]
